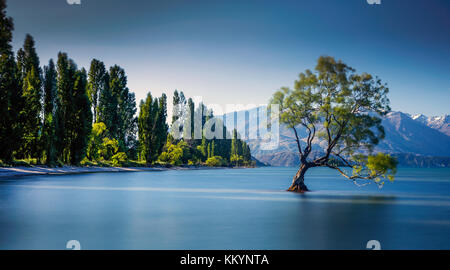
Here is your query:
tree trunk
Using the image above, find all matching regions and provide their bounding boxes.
[287,164,309,192]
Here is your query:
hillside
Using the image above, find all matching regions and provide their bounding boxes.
[223,108,450,167]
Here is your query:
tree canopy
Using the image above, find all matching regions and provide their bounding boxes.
[0,0,252,168]
[270,56,397,191]
[0,0,22,162]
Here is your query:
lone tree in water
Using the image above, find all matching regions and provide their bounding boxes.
[270,56,397,192]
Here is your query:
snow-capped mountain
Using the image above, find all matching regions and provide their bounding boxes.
[409,114,450,136]
[377,111,450,156]
[411,114,428,124]
[223,108,450,167]
[427,115,450,136]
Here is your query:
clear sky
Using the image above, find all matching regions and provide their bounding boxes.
[6,0,450,116]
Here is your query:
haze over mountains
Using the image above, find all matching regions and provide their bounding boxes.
[223,108,450,168]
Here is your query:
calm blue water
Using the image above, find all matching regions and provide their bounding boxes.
[0,167,449,250]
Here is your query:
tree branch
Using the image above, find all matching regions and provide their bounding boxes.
[292,126,303,157]
[332,152,353,167]
[325,164,384,188]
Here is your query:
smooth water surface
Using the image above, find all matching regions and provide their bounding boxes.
[1,167,450,249]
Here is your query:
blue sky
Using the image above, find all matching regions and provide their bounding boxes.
[6,0,450,116]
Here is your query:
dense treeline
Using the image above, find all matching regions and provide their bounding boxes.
[155,90,253,167]
[0,0,253,167]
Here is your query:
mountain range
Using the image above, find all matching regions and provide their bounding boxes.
[223,108,450,168]
[411,114,450,136]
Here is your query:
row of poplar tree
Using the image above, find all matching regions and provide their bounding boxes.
[155,90,253,167]
[0,33,137,165]
[0,1,253,167]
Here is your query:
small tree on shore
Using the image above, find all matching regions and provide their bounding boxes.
[270,56,397,192]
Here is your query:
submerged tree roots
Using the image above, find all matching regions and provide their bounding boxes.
[287,181,309,193]
[286,165,310,193]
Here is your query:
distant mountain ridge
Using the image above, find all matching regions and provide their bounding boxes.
[376,111,450,157]
[223,108,450,167]
[411,113,450,136]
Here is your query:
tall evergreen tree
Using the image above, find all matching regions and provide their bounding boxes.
[172,90,186,126]
[138,92,168,164]
[108,65,137,152]
[231,129,239,156]
[97,71,116,135]
[172,90,180,125]
[242,141,251,162]
[156,93,168,155]
[122,91,138,158]
[17,34,42,160]
[187,98,195,140]
[138,93,156,163]
[70,68,92,164]
[87,59,106,123]
[0,0,22,162]
[42,59,57,165]
[107,65,124,140]
[55,52,77,163]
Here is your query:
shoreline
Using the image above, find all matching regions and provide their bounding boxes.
[0,165,248,179]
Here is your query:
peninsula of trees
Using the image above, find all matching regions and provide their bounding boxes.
[0,0,253,168]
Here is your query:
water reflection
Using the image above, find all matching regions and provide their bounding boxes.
[0,167,449,249]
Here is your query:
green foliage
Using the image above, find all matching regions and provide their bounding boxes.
[172,89,186,125]
[97,71,116,135]
[109,65,138,152]
[229,129,252,166]
[367,153,398,183]
[111,152,127,167]
[169,95,253,167]
[17,35,43,160]
[348,153,398,187]
[42,59,57,165]
[87,122,107,160]
[206,156,227,167]
[138,92,168,164]
[92,122,107,143]
[70,68,92,164]
[52,54,93,165]
[159,143,184,165]
[270,56,396,187]
[187,98,195,140]
[242,141,252,162]
[100,137,119,160]
[230,154,243,166]
[158,140,202,166]
[0,3,254,168]
[87,59,106,123]
[96,65,138,156]
[55,52,76,163]
[0,1,22,162]
[199,137,207,158]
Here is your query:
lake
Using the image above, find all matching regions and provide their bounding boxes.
[0,167,449,250]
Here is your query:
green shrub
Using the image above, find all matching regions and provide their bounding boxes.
[111,152,127,167]
[205,156,227,167]
[12,159,32,167]
[230,154,244,166]
[158,140,197,166]
[87,122,107,161]
[80,157,95,167]
[100,138,120,160]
